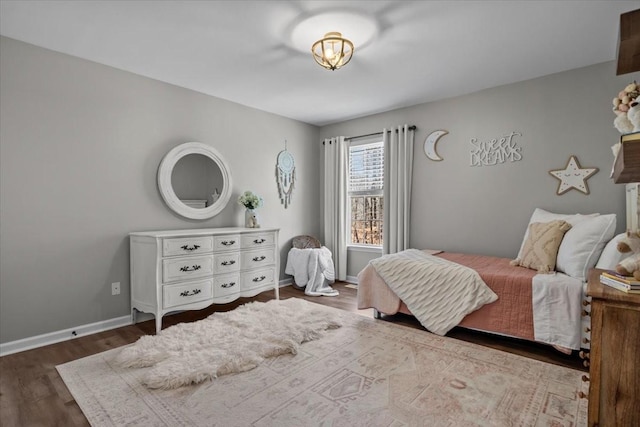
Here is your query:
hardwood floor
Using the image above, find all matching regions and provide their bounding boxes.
[0,282,585,426]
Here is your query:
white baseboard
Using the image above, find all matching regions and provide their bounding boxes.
[0,315,132,357]
[0,279,312,357]
[279,277,293,287]
[345,275,358,284]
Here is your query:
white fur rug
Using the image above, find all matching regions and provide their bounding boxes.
[113,298,341,389]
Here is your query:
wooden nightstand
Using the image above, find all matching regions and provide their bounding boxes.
[585,269,640,427]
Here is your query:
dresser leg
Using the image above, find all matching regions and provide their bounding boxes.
[155,316,162,335]
[274,284,280,300]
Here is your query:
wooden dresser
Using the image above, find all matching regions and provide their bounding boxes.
[130,227,280,334]
[584,269,640,427]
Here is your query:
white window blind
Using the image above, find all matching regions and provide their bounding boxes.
[349,142,384,194]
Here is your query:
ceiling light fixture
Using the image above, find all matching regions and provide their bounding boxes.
[311,32,354,71]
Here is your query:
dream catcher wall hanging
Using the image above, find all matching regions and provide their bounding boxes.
[276,141,295,208]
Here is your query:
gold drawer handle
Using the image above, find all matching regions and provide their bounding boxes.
[252,256,266,262]
[221,260,236,266]
[179,289,202,297]
[221,282,236,289]
[179,265,201,272]
[181,244,200,251]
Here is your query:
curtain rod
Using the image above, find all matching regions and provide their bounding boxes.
[345,125,416,141]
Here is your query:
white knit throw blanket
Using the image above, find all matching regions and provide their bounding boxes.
[370,249,498,335]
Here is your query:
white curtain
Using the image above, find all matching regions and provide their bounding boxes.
[322,136,348,280]
[383,125,415,255]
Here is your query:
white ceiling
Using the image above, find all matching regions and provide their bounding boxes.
[1,1,637,126]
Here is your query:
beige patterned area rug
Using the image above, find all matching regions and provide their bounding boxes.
[57,300,587,426]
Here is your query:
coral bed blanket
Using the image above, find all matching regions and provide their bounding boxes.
[358,251,538,341]
[368,249,498,335]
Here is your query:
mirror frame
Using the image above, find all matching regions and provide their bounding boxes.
[157,142,233,220]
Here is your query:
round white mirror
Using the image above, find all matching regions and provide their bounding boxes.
[157,142,233,220]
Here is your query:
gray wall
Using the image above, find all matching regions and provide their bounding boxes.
[0,37,321,344]
[2,34,638,345]
[321,62,639,276]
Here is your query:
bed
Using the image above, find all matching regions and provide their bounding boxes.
[357,209,625,353]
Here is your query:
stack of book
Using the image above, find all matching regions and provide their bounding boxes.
[600,271,640,294]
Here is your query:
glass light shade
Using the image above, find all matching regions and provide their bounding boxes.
[311,32,354,71]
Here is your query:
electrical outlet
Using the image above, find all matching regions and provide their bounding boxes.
[111,282,121,295]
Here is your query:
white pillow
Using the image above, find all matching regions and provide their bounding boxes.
[595,232,632,270]
[516,208,600,260]
[555,214,616,281]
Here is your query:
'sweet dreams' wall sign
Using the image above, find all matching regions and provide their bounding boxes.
[470,131,522,166]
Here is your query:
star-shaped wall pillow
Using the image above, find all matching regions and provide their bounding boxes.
[549,155,599,195]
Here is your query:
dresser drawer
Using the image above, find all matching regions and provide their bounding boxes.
[213,273,240,297]
[213,252,241,274]
[163,255,214,283]
[241,267,275,290]
[241,248,275,270]
[163,279,213,309]
[163,237,213,257]
[213,235,241,251]
[241,232,276,249]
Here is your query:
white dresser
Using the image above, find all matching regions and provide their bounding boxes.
[130,227,280,334]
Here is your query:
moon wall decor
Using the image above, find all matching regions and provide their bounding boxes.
[424,130,448,161]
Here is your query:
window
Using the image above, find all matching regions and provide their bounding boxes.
[348,141,384,246]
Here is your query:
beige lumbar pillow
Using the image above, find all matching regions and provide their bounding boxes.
[511,220,572,273]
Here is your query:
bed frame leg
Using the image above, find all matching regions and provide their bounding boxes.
[373,309,382,319]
